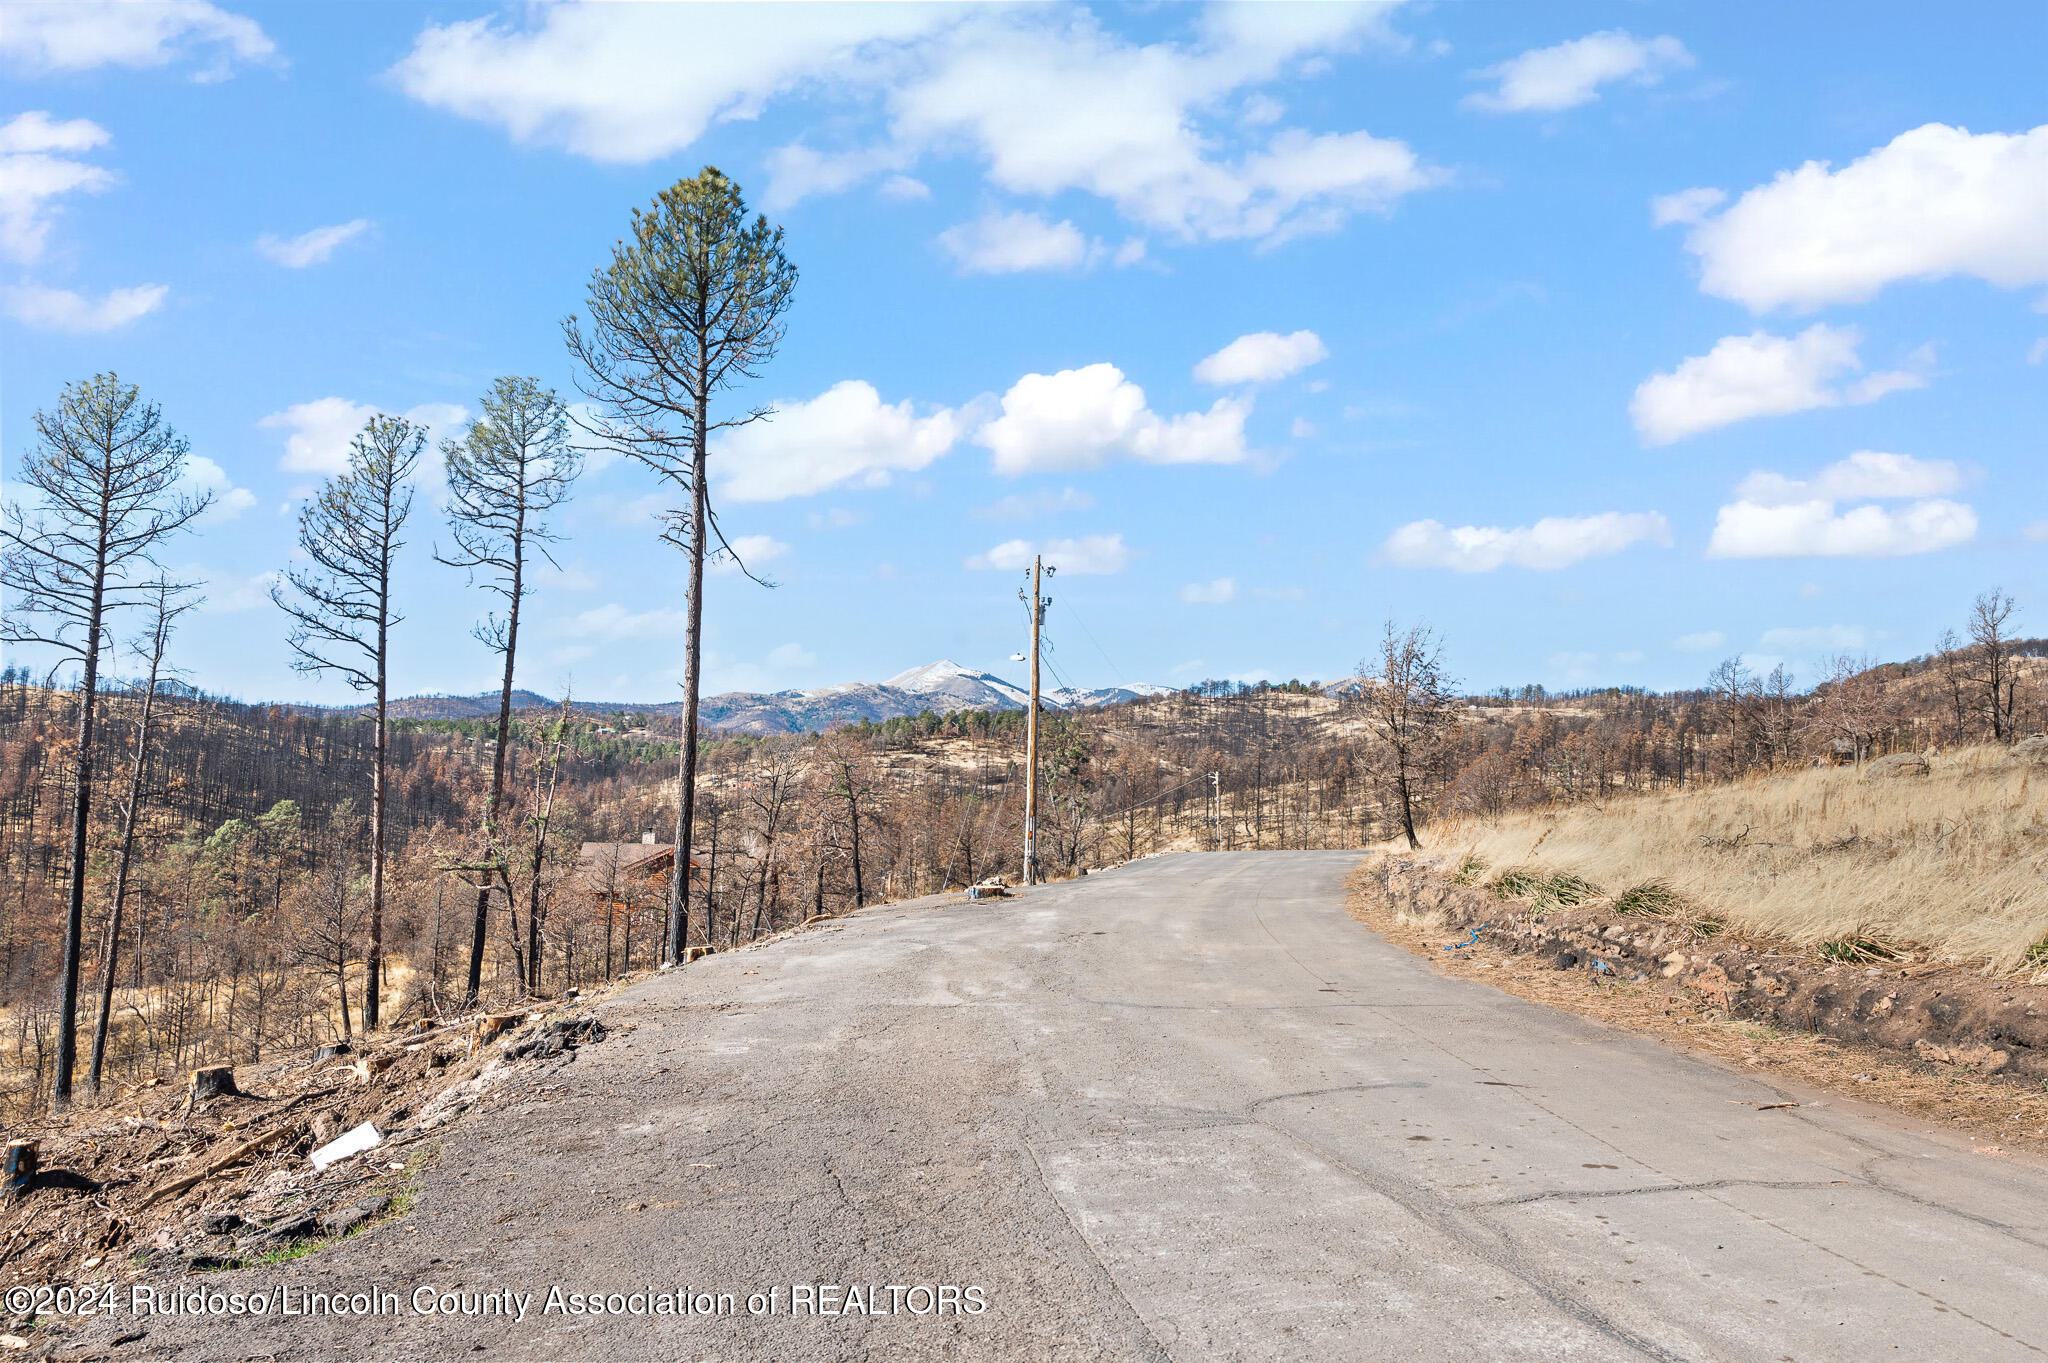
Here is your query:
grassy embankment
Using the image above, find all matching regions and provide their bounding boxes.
[1428,745,2048,976]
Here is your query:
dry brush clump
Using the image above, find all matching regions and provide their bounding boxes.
[1431,744,2048,975]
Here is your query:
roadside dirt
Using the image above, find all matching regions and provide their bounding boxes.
[1349,857,2048,1159]
[0,991,624,1334]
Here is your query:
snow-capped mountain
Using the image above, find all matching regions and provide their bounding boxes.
[1048,682,1176,708]
[369,662,1176,736]
[884,660,1035,710]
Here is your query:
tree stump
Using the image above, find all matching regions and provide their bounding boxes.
[189,1066,239,1103]
[4,1139,37,1198]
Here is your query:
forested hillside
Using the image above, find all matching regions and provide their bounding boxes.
[3,589,2039,1117]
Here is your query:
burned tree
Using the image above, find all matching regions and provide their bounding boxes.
[1361,621,1459,850]
[88,578,199,1094]
[0,374,211,1110]
[565,166,797,965]
[1967,588,2022,742]
[436,377,581,1006]
[271,414,423,1033]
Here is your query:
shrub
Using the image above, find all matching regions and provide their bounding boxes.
[1543,872,1603,906]
[1817,933,1901,964]
[1613,879,1685,917]
[1489,867,1604,910]
[1489,868,1547,901]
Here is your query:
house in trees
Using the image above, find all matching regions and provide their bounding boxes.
[573,836,699,910]
[573,836,705,971]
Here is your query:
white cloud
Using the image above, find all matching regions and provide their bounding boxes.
[1630,324,1926,445]
[4,282,165,332]
[879,174,930,201]
[714,380,966,502]
[180,455,256,522]
[1382,511,1672,572]
[594,490,671,530]
[1758,624,1873,652]
[766,642,816,671]
[1708,453,1979,559]
[977,363,1250,474]
[762,142,908,208]
[1675,122,2048,312]
[1672,630,1728,653]
[565,401,621,474]
[1706,498,1977,559]
[1241,93,1285,128]
[534,558,599,594]
[559,603,690,643]
[966,534,1130,575]
[1179,577,1237,605]
[936,211,1148,275]
[0,1,275,78]
[971,487,1096,521]
[0,112,115,262]
[938,210,1089,274]
[2028,338,2048,365]
[392,4,1435,247]
[0,111,108,154]
[192,566,283,614]
[257,219,371,268]
[1290,417,1318,439]
[1650,186,1725,228]
[1730,451,1963,506]
[2026,521,2048,543]
[708,533,790,578]
[390,5,960,163]
[1193,329,1328,385]
[259,397,468,474]
[1465,31,1691,114]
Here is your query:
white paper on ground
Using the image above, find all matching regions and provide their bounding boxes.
[310,1122,383,1171]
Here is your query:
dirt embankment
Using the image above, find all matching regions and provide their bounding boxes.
[0,996,620,1343]
[1352,855,2048,1155]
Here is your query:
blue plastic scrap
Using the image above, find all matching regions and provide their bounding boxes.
[1444,926,1485,950]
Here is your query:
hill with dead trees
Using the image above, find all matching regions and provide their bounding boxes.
[1,589,2042,1119]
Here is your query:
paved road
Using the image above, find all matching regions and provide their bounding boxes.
[73,852,2048,1361]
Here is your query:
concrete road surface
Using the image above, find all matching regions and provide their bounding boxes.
[66,852,2048,1361]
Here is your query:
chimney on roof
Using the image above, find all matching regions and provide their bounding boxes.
[642,830,656,845]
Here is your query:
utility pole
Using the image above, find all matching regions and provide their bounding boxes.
[1018,557,1053,886]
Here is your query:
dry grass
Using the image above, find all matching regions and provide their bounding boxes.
[1427,745,2048,975]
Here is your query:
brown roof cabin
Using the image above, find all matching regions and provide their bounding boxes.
[574,836,701,907]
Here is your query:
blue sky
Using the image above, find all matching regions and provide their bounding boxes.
[3,0,2044,705]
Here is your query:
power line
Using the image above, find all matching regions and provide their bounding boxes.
[1091,769,1215,824]
[1059,595,1131,690]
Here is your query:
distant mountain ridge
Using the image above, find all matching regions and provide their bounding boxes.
[363,661,1175,735]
